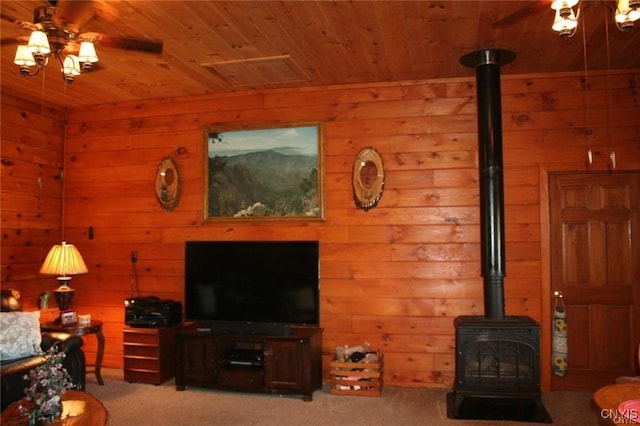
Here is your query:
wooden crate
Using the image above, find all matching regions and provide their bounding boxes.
[329,353,383,396]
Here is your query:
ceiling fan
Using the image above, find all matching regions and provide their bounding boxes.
[493,0,639,36]
[1,0,163,82]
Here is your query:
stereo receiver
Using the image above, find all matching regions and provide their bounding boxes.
[124,296,181,328]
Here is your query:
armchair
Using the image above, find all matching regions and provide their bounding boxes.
[0,290,86,411]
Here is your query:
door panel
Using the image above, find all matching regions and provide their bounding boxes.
[550,172,639,391]
[565,306,589,369]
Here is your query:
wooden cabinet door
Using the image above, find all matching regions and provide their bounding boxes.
[265,339,304,391]
[550,172,640,391]
[176,334,215,386]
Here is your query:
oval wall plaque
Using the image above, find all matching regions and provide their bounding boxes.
[155,157,181,211]
[352,147,384,211]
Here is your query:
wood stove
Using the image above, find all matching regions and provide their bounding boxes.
[450,315,548,422]
[448,49,550,422]
[454,316,540,398]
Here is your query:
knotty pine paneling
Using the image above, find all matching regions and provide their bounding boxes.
[4,69,637,392]
[1,94,65,307]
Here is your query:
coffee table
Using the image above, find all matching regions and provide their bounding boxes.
[0,391,107,425]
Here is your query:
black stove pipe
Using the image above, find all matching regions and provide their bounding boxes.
[460,49,515,320]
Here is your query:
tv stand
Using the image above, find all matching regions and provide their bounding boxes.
[175,324,322,401]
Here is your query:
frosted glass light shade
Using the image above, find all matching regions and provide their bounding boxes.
[552,8,578,31]
[63,55,81,77]
[27,31,50,55]
[616,0,640,22]
[78,41,99,63]
[14,45,36,66]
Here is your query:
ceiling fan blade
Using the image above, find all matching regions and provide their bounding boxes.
[53,0,98,32]
[91,0,119,23]
[81,32,163,54]
[1,13,38,31]
[1,37,18,47]
[1,35,29,47]
[493,0,551,28]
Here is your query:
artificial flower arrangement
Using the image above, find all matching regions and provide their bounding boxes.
[19,344,76,426]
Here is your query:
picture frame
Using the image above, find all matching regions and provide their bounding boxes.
[204,123,324,221]
[60,311,77,326]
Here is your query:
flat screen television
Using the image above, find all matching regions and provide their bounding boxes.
[184,241,319,334]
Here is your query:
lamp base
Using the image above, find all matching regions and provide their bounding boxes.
[53,284,76,325]
[53,285,75,311]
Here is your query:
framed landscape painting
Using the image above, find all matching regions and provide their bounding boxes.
[204,123,324,220]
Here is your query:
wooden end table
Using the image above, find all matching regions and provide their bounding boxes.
[41,320,105,385]
[0,390,107,425]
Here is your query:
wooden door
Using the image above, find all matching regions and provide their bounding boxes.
[550,171,640,391]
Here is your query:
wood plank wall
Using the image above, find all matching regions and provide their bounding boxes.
[1,93,65,307]
[2,69,639,391]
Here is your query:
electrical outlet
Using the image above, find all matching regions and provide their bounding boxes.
[131,251,138,263]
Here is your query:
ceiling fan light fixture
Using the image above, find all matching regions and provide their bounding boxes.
[78,41,99,63]
[552,8,579,37]
[14,45,37,68]
[551,0,637,36]
[62,55,81,83]
[13,25,100,82]
[615,16,635,31]
[616,0,640,23]
[615,0,639,31]
[27,30,51,57]
[551,0,579,18]
[11,4,162,84]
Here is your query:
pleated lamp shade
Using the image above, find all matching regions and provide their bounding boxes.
[40,242,88,279]
[40,242,88,313]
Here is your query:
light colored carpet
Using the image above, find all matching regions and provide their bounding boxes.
[85,368,599,426]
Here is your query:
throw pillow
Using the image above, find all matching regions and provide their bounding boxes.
[0,311,42,361]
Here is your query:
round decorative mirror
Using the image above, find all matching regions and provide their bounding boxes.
[155,157,181,211]
[352,147,384,211]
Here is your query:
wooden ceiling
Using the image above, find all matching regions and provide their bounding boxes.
[1,0,639,109]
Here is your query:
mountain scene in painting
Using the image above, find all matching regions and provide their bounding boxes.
[208,148,319,217]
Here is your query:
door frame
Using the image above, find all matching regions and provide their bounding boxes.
[539,165,553,392]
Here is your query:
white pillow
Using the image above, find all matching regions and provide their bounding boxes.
[0,311,43,361]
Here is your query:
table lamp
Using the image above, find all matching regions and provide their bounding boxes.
[39,242,88,321]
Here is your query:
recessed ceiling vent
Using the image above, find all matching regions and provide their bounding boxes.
[202,54,309,87]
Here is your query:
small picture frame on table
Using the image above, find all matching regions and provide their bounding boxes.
[60,311,77,326]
